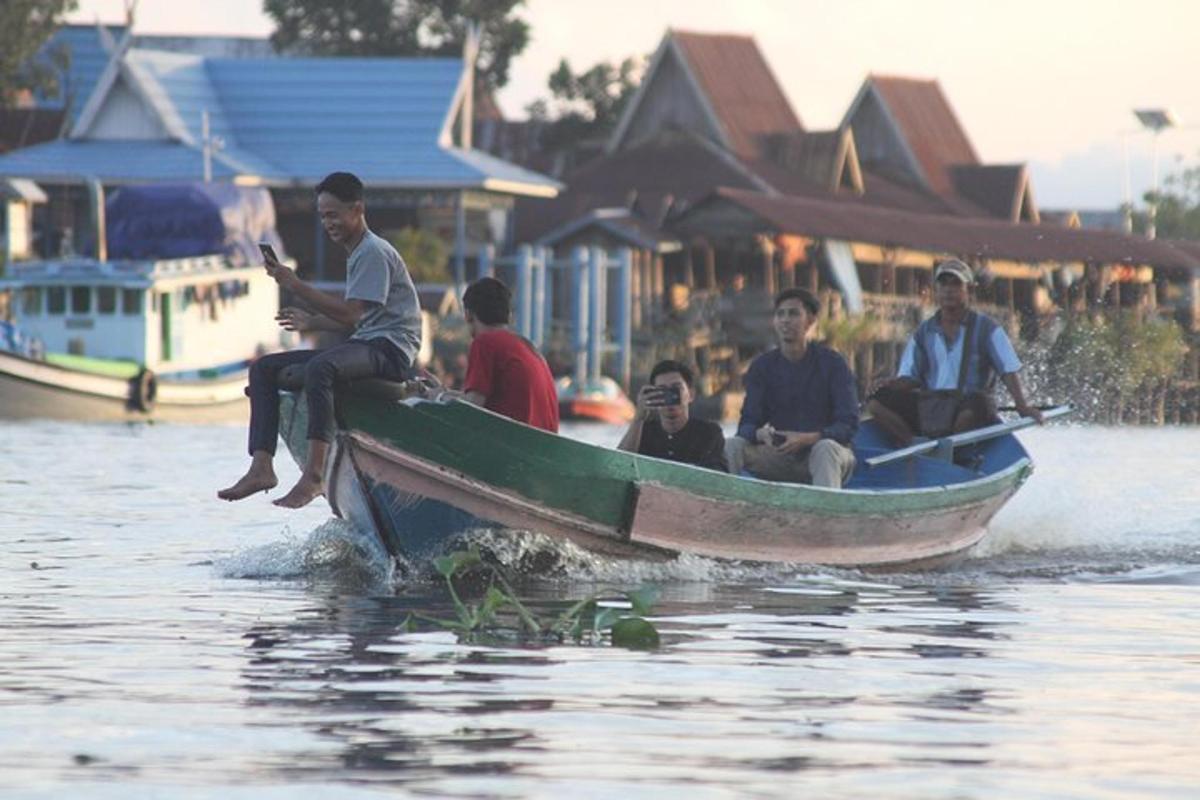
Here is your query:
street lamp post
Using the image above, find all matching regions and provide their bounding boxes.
[1133,108,1177,240]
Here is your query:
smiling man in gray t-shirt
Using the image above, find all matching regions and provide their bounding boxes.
[345,229,421,367]
[218,171,422,510]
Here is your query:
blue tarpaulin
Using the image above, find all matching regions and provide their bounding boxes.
[105,183,284,265]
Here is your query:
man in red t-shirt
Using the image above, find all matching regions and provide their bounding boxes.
[456,277,559,432]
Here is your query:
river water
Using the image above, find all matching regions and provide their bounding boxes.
[2,420,1198,798]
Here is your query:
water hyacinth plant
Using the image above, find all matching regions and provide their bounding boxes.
[404,547,661,649]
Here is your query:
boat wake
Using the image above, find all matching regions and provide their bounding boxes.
[214,518,393,590]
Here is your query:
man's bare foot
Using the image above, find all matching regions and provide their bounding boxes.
[218,471,278,501]
[272,475,324,509]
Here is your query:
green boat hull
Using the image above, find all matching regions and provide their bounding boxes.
[279,392,1033,568]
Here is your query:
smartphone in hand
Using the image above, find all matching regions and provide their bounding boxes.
[258,243,278,264]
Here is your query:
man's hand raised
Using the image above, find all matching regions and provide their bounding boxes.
[276,306,317,332]
[263,253,300,290]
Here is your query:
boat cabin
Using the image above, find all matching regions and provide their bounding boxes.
[0,255,280,377]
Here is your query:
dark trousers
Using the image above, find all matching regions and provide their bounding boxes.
[247,340,410,456]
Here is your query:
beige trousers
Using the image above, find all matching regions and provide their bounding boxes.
[724,437,856,488]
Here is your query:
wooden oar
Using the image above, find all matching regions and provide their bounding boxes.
[865,404,1072,468]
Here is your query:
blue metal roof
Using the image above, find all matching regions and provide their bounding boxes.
[34,24,127,123]
[6,46,559,195]
[0,139,256,183]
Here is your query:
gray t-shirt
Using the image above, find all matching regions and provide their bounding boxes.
[345,229,422,366]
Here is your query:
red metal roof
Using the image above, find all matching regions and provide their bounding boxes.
[671,30,804,161]
[868,75,979,196]
[950,164,1030,221]
[677,187,1200,271]
[513,131,766,243]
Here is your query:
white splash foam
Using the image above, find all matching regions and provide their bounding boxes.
[215,518,393,587]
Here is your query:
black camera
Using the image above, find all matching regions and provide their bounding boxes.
[646,385,682,407]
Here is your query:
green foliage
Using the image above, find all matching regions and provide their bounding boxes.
[414,546,661,648]
[263,0,529,91]
[0,0,76,108]
[527,55,643,156]
[1127,158,1200,240]
[818,315,877,358]
[1047,312,1188,422]
[383,227,450,283]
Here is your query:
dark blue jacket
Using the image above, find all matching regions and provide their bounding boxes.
[736,344,859,445]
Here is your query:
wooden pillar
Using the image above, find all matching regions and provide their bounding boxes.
[683,245,696,287]
[653,254,665,309]
[702,241,717,289]
[630,249,643,329]
[759,236,776,297]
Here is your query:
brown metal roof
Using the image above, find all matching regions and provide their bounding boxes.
[868,75,978,196]
[513,130,767,243]
[671,30,803,161]
[673,187,1200,271]
[949,164,1029,221]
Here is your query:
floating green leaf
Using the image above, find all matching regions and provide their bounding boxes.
[610,617,660,649]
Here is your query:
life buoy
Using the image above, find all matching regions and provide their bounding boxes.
[128,368,157,413]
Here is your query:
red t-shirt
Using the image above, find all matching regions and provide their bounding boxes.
[464,328,560,432]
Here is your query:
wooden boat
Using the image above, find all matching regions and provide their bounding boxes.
[0,348,250,422]
[0,184,284,422]
[279,385,1066,570]
[556,375,636,424]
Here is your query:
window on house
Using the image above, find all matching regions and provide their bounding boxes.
[122,289,143,315]
[21,287,42,315]
[70,286,91,314]
[47,286,66,314]
[97,286,117,314]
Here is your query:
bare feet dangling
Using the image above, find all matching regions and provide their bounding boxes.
[217,470,278,501]
[272,475,324,509]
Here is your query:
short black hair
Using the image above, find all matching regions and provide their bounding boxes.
[462,277,511,325]
[649,359,695,387]
[774,287,820,316]
[315,172,364,203]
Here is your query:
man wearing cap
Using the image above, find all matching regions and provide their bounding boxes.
[867,258,1043,447]
[725,288,859,488]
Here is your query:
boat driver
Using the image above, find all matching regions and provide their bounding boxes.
[865,259,1043,447]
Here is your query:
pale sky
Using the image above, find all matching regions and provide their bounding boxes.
[67,0,1200,209]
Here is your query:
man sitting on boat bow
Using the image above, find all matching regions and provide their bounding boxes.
[618,359,727,472]
[866,259,1043,447]
[218,172,421,508]
[725,288,858,488]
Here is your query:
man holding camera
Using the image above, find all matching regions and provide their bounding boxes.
[617,359,727,472]
[725,288,858,488]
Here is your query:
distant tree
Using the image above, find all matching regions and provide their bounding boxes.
[528,56,643,154]
[0,0,77,108]
[1149,158,1200,240]
[1126,156,1200,240]
[263,0,528,92]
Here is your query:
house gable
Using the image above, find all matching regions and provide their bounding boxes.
[609,30,802,161]
[608,33,728,155]
[842,81,926,189]
[844,75,978,196]
[85,76,168,140]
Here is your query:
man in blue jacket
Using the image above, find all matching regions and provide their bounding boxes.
[725,288,859,488]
